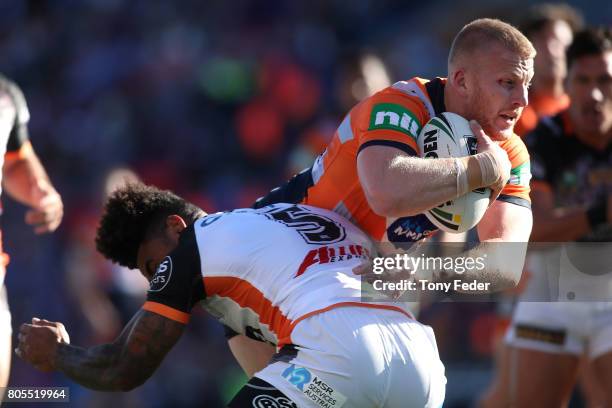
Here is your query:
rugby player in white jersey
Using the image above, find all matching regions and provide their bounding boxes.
[16,183,446,407]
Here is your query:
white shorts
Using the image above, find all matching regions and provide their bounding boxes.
[255,306,446,408]
[506,302,612,359]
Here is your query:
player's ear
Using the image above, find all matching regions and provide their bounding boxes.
[452,68,469,96]
[165,215,187,236]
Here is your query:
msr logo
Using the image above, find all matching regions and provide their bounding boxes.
[295,244,369,277]
[281,364,312,391]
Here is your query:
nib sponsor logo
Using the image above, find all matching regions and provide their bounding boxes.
[295,244,369,277]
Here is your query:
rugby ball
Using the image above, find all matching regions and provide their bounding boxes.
[417,112,490,233]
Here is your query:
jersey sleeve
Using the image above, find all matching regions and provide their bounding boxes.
[497,134,532,209]
[355,92,426,157]
[0,75,31,155]
[142,224,205,324]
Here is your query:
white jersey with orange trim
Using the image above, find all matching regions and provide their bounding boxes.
[143,203,414,347]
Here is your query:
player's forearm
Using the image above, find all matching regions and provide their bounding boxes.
[53,311,181,391]
[365,156,481,217]
[54,343,141,391]
[432,240,527,292]
[2,149,58,208]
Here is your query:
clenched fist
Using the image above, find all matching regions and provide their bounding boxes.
[15,318,70,372]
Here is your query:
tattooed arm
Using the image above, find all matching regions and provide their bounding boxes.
[16,310,184,391]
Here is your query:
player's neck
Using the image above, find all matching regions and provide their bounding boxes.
[443,86,468,118]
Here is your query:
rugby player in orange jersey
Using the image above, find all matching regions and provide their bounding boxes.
[514,3,583,136]
[227,18,536,377]
[0,75,63,401]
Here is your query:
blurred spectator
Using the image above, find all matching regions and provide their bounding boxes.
[514,3,584,135]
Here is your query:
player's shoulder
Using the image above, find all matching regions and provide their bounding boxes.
[351,77,445,138]
[360,77,442,115]
[499,132,529,166]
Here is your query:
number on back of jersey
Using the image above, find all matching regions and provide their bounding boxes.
[263,205,346,244]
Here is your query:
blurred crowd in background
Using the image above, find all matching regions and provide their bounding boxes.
[0,0,610,406]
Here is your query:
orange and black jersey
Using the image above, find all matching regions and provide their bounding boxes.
[526,111,611,241]
[255,77,532,243]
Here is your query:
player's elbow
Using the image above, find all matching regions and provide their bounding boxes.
[363,185,421,217]
[365,190,403,217]
[113,364,154,392]
[366,189,396,217]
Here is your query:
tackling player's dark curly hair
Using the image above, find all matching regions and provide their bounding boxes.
[95,182,203,269]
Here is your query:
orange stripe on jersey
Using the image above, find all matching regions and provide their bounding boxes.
[142,301,190,324]
[203,276,294,343]
[289,302,414,331]
[499,134,531,203]
[284,302,415,347]
[4,140,32,161]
